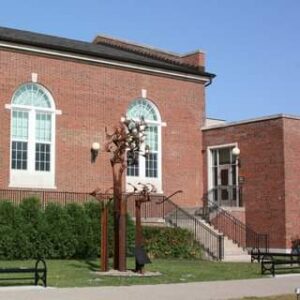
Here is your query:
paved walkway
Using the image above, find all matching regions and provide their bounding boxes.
[0,275,300,300]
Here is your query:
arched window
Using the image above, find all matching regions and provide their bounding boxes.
[9,83,57,188]
[126,99,162,192]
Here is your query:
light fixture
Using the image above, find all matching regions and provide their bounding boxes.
[232,146,240,157]
[91,142,100,163]
[232,146,241,168]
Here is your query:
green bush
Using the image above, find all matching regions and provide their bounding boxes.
[0,201,16,259]
[0,198,135,260]
[43,203,76,258]
[0,199,200,260]
[143,226,202,259]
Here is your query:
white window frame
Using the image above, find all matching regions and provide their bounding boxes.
[5,83,61,189]
[207,143,239,205]
[126,99,164,193]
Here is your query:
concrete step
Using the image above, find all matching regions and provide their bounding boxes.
[223,254,251,262]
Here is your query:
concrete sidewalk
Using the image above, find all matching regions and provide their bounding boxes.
[0,275,300,300]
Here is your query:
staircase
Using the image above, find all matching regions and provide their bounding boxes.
[163,201,268,262]
[195,213,251,262]
[223,236,251,262]
[127,192,268,261]
[179,208,251,262]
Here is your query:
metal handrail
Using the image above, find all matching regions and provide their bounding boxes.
[202,193,268,252]
[162,196,224,260]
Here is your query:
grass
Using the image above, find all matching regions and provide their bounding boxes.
[0,258,261,287]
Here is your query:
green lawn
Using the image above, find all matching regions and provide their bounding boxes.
[0,258,261,287]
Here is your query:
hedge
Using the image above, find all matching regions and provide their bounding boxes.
[143,226,202,259]
[0,197,134,260]
[0,198,202,260]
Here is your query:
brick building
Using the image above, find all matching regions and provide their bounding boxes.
[203,115,300,251]
[0,27,299,253]
[0,27,214,207]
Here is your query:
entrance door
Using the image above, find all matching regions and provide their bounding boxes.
[210,147,239,207]
[218,165,231,206]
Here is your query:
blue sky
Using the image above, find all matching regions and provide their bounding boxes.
[1,0,299,121]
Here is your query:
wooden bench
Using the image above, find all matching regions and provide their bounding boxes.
[0,258,47,287]
[260,253,300,276]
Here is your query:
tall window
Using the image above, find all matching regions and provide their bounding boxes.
[126,99,162,192]
[9,83,56,188]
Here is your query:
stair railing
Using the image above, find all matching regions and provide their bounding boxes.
[162,196,224,260]
[201,188,269,252]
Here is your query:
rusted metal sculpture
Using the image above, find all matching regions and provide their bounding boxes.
[127,184,183,274]
[90,188,113,272]
[128,183,156,273]
[105,116,148,271]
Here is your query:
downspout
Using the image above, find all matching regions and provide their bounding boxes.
[204,74,216,87]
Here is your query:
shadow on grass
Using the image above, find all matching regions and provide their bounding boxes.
[84,259,99,272]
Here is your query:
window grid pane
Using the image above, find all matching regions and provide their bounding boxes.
[36,113,51,142]
[127,99,157,121]
[146,126,158,152]
[35,143,51,171]
[12,110,28,140]
[12,141,27,170]
[146,153,158,178]
[12,83,51,108]
[127,153,139,177]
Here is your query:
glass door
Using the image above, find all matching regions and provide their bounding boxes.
[210,147,238,207]
[219,164,231,206]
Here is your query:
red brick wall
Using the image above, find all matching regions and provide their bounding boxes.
[283,118,300,248]
[203,118,286,249]
[0,48,205,207]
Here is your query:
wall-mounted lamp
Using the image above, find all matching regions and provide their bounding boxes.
[232,146,241,167]
[232,146,240,157]
[91,142,100,163]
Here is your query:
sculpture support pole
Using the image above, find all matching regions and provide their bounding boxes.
[112,162,126,271]
[101,205,109,272]
[135,201,142,249]
[119,188,127,271]
[135,200,144,273]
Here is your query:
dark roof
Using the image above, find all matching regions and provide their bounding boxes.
[0,27,215,78]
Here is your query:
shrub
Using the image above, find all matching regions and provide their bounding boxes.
[14,197,42,259]
[0,199,200,260]
[0,199,136,260]
[0,201,15,259]
[143,226,202,259]
[43,203,76,258]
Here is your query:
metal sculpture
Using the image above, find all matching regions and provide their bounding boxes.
[128,183,156,273]
[105,116,148,271]
[90,188,113,272]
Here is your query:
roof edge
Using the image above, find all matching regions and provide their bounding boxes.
[202,114,300,131]
[93,34,206,70]
[93,34,183,57]
[0,26,215,78]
